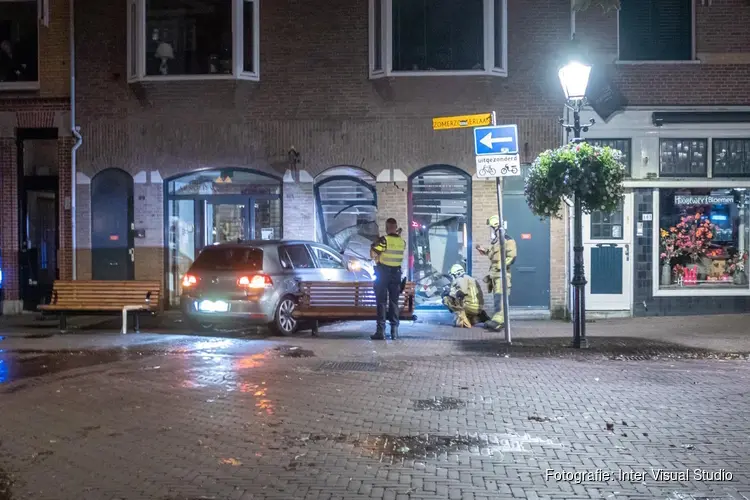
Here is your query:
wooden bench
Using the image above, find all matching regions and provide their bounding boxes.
[292,281,417,333]
[38,280,162,332]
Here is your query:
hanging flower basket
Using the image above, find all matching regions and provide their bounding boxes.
[525,142,626,218]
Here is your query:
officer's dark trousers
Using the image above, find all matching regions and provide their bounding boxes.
[375,264,402,331]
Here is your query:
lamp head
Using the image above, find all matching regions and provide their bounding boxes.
[558,36,592,102]
[558,60,591,101]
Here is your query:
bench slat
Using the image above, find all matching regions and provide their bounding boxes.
[40,280,163,313]
[294,280,415,321]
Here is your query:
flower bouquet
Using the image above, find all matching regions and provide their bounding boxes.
[674,212,714,263]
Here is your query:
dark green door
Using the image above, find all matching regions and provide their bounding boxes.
[503,167,550,308]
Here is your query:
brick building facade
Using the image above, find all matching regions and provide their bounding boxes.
[3,0,749,318]
[71,0,571,315]
[572,1,750,317]
[0,0,73,314]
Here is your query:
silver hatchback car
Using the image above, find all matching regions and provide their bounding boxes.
[180,240,375,334]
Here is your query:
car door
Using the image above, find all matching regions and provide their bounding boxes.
[309,244,356,282]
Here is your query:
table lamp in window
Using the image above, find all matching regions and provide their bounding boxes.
[155,42,174,75]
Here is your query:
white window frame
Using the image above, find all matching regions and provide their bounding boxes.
[127,0,259,83]
[369,0,507,78]
[0,0,42,91]
[616,0,698,65]
[652,185,750,297]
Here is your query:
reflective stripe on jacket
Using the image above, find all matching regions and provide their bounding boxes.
[371,234,406,268]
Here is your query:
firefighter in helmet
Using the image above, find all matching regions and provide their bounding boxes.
[442,264,489,328]
[476,215,517,330]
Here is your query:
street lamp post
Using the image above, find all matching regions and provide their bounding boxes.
[558,58,595,349]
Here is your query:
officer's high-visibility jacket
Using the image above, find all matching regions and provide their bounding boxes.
[370,234,406,268]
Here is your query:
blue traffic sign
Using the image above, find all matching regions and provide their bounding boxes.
[473,125,518,156]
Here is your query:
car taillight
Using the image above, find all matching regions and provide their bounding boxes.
[182,274,197,287]
[238,274,273,288]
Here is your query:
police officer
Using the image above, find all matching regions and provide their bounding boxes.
[370,218,406,340]
[476,215,517,331]
[442,264,489,328]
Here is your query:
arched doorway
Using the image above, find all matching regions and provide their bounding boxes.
[408,165,472,308]
[91,168,135,280]
[314,166,378,262]
[164,168,282,305]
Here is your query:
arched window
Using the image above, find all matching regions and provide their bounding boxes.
[164,168,282,305]
[314,166,377,262]
[408,166,472,308]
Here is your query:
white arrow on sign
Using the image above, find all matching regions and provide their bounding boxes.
[479,132,513,150]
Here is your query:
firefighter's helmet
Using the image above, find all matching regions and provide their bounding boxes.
[487,215,500,229]
[449,264,465,278]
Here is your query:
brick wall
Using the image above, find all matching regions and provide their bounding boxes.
[133,174,163,281]
[283,179,316,241]
[471,180,496,313]
[38,0,71,98]
[0,138,19,309]
[574,2,750,105]
[549,211,568,316]
[57,136,73,280]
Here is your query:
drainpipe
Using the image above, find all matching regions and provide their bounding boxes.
[70,0,82,279]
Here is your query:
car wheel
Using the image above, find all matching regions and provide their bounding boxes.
[272,296,298,336]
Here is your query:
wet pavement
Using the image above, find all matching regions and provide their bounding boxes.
[0,317,749,499]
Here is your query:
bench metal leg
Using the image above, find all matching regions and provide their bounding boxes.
[59,314,67,332]
[134,312,141,333]
[311,321,319,337]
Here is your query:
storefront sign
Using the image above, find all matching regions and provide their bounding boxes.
[642,213,652,221]
[674,195,734,205]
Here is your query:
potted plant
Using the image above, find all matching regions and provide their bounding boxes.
[659,227,681,285]
[674,212,715,279]
[525,142,626,218]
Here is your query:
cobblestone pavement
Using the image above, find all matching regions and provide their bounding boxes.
[1,320,750,499]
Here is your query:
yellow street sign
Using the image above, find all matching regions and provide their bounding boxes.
[432,113,492,131]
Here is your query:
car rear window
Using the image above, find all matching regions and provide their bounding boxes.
[191,247,263,271]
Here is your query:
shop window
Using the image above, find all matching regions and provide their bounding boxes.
[587,139,632,177]
[370,0,506,77]
[618,0,693,62]
[0,0,39,90]
[165,168,281,305]
[712,139,750,177]
[409,167,471,307]
[128,0,259,82]
[314,168,378,263]
[658,188,750,291]
[659,139,707,177]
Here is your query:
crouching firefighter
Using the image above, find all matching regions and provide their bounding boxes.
[370,218,406,340]
[476,215,517,331]
[442,264,490,328]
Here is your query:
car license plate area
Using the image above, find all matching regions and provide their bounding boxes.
[198,300,229,313]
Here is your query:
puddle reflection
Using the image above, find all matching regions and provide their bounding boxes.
[179,351,275,413]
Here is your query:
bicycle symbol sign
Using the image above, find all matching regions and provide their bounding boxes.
[475,154,521,178]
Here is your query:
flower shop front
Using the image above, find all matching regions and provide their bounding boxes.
[656,189,749,295]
